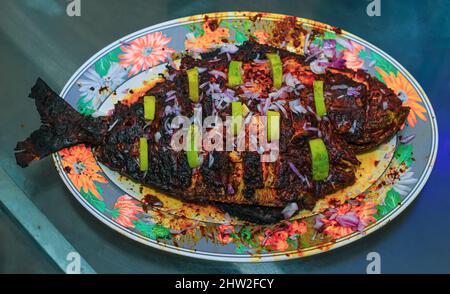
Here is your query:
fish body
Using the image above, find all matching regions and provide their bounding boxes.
[15,40,409,222]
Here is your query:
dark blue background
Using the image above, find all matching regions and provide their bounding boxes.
[0,0,449,273]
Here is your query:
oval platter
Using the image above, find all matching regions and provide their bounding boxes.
[52,12,438,262]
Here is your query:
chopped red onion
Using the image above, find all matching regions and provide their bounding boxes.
[336,37,353,50]
[336,212,360,228]
[400,134,416,144]
[154,132,161,142]
[269,100,288,117]
[288,161,307,182]
[289,99,307,115]
[108,119,119,131]
[209,70,227,79]
[166,73,176,81]
[165,95,176,102]
[220,43,239,54]
[331,84,348,90]
[313,215,325,230]
[281,202,299,219]
[304,125,319,132]
[305,48,323,62]
[310,58,327,74]
[348,120,357,134]
[303,33,310,55]
[166,90,176,97]
[254,59,268,64]
[347,87,360,96]
[200,81,210,88]
[208,152,214,168]
[208,58,221,63]
[227,184,235,195]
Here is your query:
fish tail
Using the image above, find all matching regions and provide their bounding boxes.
[15,78,109,167]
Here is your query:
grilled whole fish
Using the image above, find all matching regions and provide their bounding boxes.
[15,40,409,222]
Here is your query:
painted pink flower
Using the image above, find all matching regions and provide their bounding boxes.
[313,199,376,239]
[113,195,143,228]
[342,40,365,71]
[287,220,307,236]
[119,32,175,77]
[216,224,235,244]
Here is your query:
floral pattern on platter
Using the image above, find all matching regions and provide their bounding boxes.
[76,32,175,115]
[112,195,143,228]
[54,12,435,261]
[60,144,107,200]
[119,32,176,77]
[376,68,427,128]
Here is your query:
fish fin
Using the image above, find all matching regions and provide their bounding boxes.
[15,78,108,167]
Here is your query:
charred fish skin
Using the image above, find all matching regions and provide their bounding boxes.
[325,67,410,152]
[15,78,110,167]
[15,39,410,223]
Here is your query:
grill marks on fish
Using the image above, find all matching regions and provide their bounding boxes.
[15,40,410,223]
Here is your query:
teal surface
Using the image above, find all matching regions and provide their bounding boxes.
[0,0,449,273]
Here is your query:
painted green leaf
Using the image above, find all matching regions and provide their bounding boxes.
[287,238,297,247]
[186,23,205,37]
[384,189,402,210]
[299,239,310,248]
[80,189,106,212]
[372,188,402,220]
[373,205,389,220]
[324,31,336,39]
[335,43,346,52]
[185,24,194,32]
[243,20,252,30]
[312,36,323,47]
[109,207,120,219]
[95,58,111,77]
[239,227,252,241]
[77,96,96,116]
[235,31,248,44]
[94,47,124,77]
[235,243,249,254]
[358,49,368,60]
[151,224,171,239]
[369,50,398,83]
[395,143,413,167]
[133,220,171,240]
[107,47,124,62]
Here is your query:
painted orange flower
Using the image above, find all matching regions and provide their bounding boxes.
[59,145,107,200]
[314,200,375,239]
[264,230,289,251]
[376,67,427,127]
[253,29,269,44]
[342,40,364,71]
[322,223,354,239]
[354,201,377,225]
[287,220,307,235]
[119,32,176,77]
[113,195,143,228]
[185,22,229,50]
[216,224,235,244]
